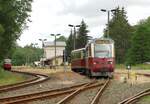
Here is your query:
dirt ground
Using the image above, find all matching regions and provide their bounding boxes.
[10,67,150,104]
[13,66,69,75]
[15,67,150,84]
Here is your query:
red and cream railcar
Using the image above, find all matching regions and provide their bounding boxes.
[84,38,115,78]
[71,38,115,78]
[3,59,12,70]
[71,48,85,73]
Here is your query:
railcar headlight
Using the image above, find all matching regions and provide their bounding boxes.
[108,61,113,64]
[93,62,97,65]
[93,61,99,65]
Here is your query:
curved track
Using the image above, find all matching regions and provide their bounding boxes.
[0,80,99,104]
[90,79,110,104]
[57,79,110,104]
[1,71,149,104]
[118,89,150,104]
[0,70,49,93]
[117,72,150,104]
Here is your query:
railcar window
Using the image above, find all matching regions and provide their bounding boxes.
[81,51,84,59]
[89,45,91,57]
[71,51,84,60]
[71,53,74,60]
[86,46,91,57]
[85,48,88,57]
[94,44,112,58]
[82,50,86,58]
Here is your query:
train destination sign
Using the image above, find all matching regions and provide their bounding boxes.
[95,40,111,44]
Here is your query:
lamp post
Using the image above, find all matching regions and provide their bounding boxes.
[68,24,80,50]
[39,39,47,67]
[33,43,38,48]
[32,43,38,61]
[101,9,116,38]
[50,34,61,70]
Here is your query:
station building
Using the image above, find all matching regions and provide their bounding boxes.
[43,41,66,67]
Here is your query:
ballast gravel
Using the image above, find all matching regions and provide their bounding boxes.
[0,69,150,104]
[0,71,91,98]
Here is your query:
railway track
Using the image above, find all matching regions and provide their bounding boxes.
[0,70,49,93]
[90,79,110,104]
[117,72,150,104]
[118,88,150,104]
[57,79,110,104]
[0,80,98,104]
[2,71,149,104]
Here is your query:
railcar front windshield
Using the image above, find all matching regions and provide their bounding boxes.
[94,44,112,58]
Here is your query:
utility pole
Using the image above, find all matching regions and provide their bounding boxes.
[101,9,116,38]
[68,24,80,50]
[51,34,61,70]
[33,43,38,61]
[39,39,47,67]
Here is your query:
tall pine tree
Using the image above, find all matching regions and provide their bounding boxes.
[106,7,132,63]
[76,20,89,49]
[65,29,73,62]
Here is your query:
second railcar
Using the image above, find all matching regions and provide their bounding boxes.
[3,59,12,70]
[71,48,85,73]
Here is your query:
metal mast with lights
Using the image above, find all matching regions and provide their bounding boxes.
[39,39,47,67]
[68,24,80,50]
[50,34,61,69]
[101,9,116,38]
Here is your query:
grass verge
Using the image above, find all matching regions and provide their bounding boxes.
[0,68,28,86]
[116,64,150,70]
[139,95,150,103]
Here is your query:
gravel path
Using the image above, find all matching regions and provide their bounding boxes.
[0,72,91,98]
[99,80,150,104]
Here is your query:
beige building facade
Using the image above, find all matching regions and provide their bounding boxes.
[43,41,66,66]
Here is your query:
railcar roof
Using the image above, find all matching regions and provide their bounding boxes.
[86,37,114,47]
[93,37,114,42]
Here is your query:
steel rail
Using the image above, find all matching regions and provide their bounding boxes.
[0,70,49,93]
[56,80,105,104]
[90,79,110,104]
[1,81,101,104]
[118,88,150,104]
[114,72,150,104]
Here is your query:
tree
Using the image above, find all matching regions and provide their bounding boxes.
[126,17,150,64]
[65,29,73,62]
[12,44,43,66]
[0,0,33,62]
[56,36,67,42]
[76,20,90,49]
[106,7,133,63]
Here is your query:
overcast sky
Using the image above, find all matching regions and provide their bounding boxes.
[17,0,150,47]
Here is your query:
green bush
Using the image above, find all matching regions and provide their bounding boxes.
[0,68,27,85]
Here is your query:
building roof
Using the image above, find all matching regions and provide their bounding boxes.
[44,41,66,47]
[45,55,63,61]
